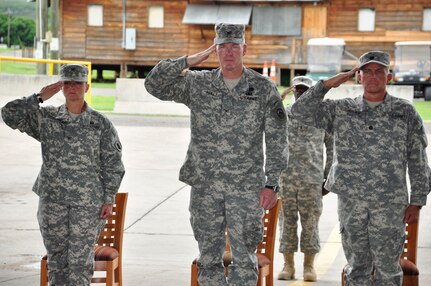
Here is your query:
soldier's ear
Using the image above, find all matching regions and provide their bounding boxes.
[386,72,393,83]
[357,72,362,84]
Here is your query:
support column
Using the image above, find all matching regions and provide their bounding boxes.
[120,63,128,78]
[36,0,48,74]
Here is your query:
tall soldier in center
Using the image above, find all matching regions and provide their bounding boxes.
[145,23,287,285]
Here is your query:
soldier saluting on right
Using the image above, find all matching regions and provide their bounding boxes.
[291,51,429,285]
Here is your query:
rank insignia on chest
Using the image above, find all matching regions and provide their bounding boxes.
[245,87,254,96]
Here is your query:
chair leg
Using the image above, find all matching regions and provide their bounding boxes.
[115,263,122,286]
[341,270,345,286]
[403,274,419,286]
[106,261,115,286]
[266,264,274,286]
[191,261,199,286]
[40,259,48,286]
[256,269,262,286]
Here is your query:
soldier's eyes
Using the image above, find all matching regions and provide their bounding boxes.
[64,82,84,87]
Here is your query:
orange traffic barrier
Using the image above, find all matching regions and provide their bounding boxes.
[262,60,269,77]
[270,59,277,83]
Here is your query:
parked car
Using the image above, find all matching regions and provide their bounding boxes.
[393,41,431,101]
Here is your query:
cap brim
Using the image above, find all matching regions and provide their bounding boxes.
[214,38,243,45]
[359,60,389,69]
[60,77,87,82]
[294,83,311,88]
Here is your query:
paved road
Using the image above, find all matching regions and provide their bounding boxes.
[0,115,430,285]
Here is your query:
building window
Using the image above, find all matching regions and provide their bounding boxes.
[423,8,431,31]
[358,8,375,32]
[149,6,164,28]
[252,7,301,36]
[88,5,103,27]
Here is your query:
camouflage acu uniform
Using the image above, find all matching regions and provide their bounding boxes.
[291,80,429,286]
[279,105,333,254]
[1,95,125,285]
[145,56,287,285]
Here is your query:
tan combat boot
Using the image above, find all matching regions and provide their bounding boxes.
[303,253,317,281]
[278,252,295,280]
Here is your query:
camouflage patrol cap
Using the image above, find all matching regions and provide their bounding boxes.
[60,64,88,82]
[214,23,245,45]
[359,51,390,69]
[292,76,313,88]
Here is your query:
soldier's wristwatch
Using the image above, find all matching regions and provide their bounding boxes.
[265,185,280,193]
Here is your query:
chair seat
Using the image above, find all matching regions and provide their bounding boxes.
[94,246,119,261]
[400,258,419,276]
[39,192,128,286]
[343,258,419,278]
[41,246,119,263]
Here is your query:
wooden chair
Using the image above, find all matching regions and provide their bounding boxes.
[341,217,419,286]
[40,192,128,286]
[191,198,281,286]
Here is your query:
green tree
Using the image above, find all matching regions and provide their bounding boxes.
[0,13,35,47]
[0,13,8,44]
[10,16,35,47]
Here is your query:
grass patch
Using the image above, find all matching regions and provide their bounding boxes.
[91,82,116,89]
[0,60,36,74]
[413,101,431,121]
[88,95,115,111]
[92,69,117,81]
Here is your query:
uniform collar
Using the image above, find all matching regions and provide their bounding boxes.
[213,67,259,97]
[357,92,393,113]
[56,101,93,124]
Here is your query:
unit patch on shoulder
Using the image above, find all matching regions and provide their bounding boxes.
[271,98,286,122]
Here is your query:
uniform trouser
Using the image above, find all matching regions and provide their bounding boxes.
[189,183,264,286]
[338,195,406,286]
[37,199,105,286]
[279,179,322,254]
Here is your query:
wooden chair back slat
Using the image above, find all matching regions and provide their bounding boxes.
[96,193,128,252]
[401,219,419,264]
[256,199,281,262]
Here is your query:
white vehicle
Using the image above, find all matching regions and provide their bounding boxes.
[306,37,345,82]
[393,41,431,101]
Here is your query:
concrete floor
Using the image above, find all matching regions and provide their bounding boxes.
[0,114,430,285]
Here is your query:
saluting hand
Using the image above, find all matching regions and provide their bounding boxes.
[280,86,294,101]
[39,81,63,102]
[323,67,359,89]
[186,44,216,67]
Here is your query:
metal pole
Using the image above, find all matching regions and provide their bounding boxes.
[50,0,60,74]
[7,9,12,48]
[36,0,48,74]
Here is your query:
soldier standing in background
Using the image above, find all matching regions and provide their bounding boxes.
[1,64,125,285]
[291,51,429,285]
[278,76,333,282]
[144,23,287,286]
